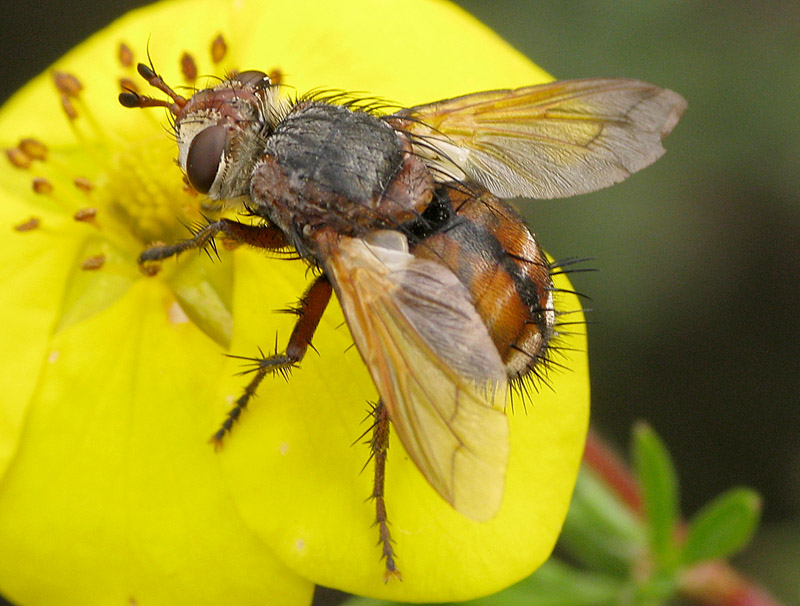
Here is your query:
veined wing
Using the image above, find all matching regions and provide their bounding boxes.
[325,231,509,521]
[393,78,686,199]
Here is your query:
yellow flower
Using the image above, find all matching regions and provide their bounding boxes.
[0,0,589,604]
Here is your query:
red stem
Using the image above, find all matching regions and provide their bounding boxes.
[583,430,644,515]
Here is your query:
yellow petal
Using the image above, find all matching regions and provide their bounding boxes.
[0,278,312,605]
[0,0,588,603]
[0,204,80,477]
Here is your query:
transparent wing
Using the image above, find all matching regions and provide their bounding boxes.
[325,232,509,521]
[393,78,687,199]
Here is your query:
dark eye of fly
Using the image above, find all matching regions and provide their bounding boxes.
[235,70,269,87]
[186,124,227,194]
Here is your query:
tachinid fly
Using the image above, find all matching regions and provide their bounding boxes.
[120,64,685,579]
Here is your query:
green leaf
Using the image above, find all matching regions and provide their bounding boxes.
[631,568,678,606]
[559,467,645,576]
[681,487,761,565]
[632,423,680,567]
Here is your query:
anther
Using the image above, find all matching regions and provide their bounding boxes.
[74,207,97,222]
[119,42,134,68]
[52,71,83,97]
[19,138,47,161]
[14,217,40,232]
[81,255,106,270]
[32,177,53,195]
[73,177,94,193]
[6,147,31,169]
[181,52,197,81]
[211,34,227,64]
[61,96,79,120]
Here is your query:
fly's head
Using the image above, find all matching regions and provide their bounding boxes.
[120,65,285,205]
[175,70,283,202]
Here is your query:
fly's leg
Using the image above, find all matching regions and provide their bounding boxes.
[211,275,333,446]
[138,219,288,269]
[370,399,402,582]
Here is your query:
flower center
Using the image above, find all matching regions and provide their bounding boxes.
[100,139,198,246]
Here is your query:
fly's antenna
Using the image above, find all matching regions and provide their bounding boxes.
[118,63,188,116]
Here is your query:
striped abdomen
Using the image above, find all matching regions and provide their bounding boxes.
[404,184,555,381]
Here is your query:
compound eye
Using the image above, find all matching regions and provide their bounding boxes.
[235,70,269,87]
[186,124,226,194]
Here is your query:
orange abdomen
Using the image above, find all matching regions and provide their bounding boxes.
[407,185,555,382]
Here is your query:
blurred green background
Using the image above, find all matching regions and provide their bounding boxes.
[2,1,798,603]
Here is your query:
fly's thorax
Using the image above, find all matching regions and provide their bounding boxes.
[249,102,433,248]
[174,71,284,203]
[407,185,555,379]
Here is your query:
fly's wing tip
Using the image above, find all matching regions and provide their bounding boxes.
[659,89,688,139]
[450,400,509,522]
[451,441,508,522]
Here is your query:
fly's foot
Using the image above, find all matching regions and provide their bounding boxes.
[369,399,402,582]
[210,350,296,447]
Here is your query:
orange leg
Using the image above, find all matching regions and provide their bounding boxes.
[211,275,333,445]
[138,218,288,265]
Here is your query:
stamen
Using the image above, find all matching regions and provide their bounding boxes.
[81,255,106,270]
[118,42,134,68]
[13,217,40,232]
[19,138,48,161]
[211,34,227,64]
[74,207,98,222]
[6,147,32,169]
[10,38,243,342]
[52,72,85,121]
[73,177,94,193]
[52,71,83,97]
[60,96,79,121]
[181,52,198,81]
[32,177,53,195]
